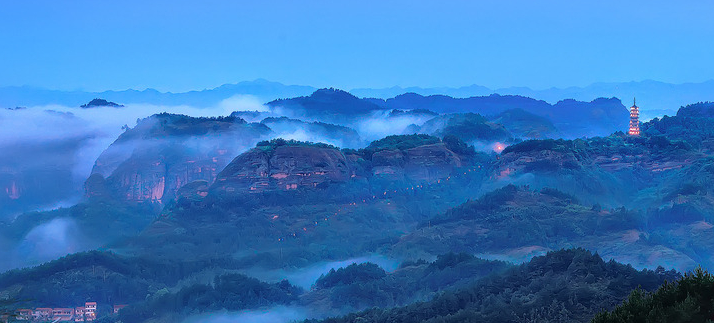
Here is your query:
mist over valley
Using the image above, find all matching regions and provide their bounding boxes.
[3,1,714,321]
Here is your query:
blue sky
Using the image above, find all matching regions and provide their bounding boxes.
[1,0,713,92]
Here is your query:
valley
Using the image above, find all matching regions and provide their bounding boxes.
[1,91,714,322]
[3,3,714,322]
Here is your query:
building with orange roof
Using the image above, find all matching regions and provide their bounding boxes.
[53,308,75,321]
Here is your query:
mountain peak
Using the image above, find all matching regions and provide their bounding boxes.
[676,101,714,118]
[311,87,358,99]
[80,98,124,108]
[266,88,383,115]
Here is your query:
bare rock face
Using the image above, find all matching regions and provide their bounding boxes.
[371,149,406,179]
[84,173,109,198]
[591,154,692,173]
[103,144,230,202]
[86,113,269,204]
[372,143,462,183]
[494,137,694,180]
[213,138,466,195]
[214,145,351,193]
[175,180,210,201]
[495,149,582,179]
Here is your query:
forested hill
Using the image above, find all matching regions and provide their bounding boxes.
[267,88,384,115]
[592,267,714,323]
[312,249,680,323]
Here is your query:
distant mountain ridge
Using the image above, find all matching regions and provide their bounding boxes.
[3,79,714,120]
[354,80,714,121]
[270,90,628,139]
[0,79,316,108]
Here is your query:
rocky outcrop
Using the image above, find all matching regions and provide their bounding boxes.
[175,180,210,201]
[214,145,352,193]
[495,136,696,179]
[212,137,467,195]
[87,113,270,204]
[591,154,692,173]
[93,130,471,201]
[495,148,583,179]
[372,143,462,182]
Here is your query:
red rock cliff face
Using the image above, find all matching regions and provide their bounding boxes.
[5,180,20,200]
[495,148,693,180]
[213,142,465,195]
[86,114,269,204]
[214,146,351,193]
[494,149,582,179]
[591,154,692,173]
[372,143,462,183]
[90,144,237,203]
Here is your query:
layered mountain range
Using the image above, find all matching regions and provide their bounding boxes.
[2,90,714,322]
[0,89,627,216]
[3,79,713,119]
[267,88,628,139]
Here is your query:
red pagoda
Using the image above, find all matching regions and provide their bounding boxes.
[628,98,640,136]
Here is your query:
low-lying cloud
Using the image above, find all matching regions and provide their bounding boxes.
[218,94,270,113]
[0,97,271,218]
[0,217,96,272]
[182,306,309,323]
[355,110,435,142]
[184,255,401,323]
[242,254,400,290]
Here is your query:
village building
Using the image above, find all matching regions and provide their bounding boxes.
[15,309,33,320]
[75,307,86,322]
[52,308,74,321]
[12,302,106,322]
[84,302,97,321]
[33,308,52,321]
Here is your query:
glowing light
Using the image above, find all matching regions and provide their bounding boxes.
[493,142,506,153]
[628,99,640,136]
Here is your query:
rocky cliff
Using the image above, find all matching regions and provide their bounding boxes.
[495,136,697,178]
[369,143,462,183]
[214,143,351,193]
[211,136,470,195]
[85,113,270,204]
[491,136,701,208]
